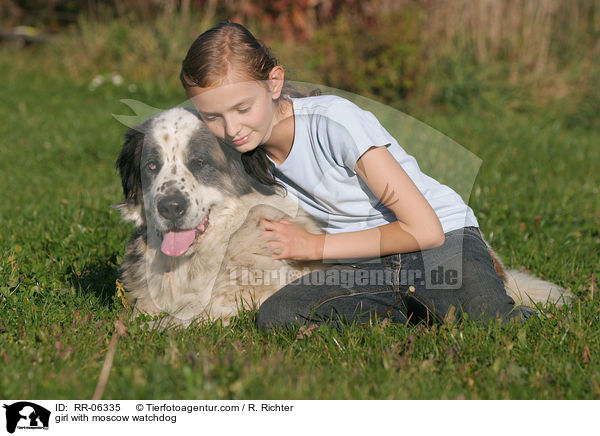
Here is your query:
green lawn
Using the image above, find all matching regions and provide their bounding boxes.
[0,49,598,400]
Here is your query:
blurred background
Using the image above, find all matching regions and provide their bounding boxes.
[1,0,599,120]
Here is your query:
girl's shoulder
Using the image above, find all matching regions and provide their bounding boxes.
[291,94,362,118]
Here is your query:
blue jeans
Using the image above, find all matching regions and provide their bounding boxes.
[256,227,532,330]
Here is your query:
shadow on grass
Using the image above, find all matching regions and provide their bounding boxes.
[67,254,121,306]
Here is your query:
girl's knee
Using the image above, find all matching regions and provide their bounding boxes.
[256,294,306,331]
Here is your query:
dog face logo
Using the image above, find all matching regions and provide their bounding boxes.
[2,402,50,433]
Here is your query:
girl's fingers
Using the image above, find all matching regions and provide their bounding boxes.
[263,219,290,228]
[262,229,279,240]
[263,219,285,232]
[266,241,281,250]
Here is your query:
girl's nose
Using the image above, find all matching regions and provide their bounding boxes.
[223,114,241,139]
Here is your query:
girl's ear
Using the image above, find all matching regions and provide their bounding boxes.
[268,66,286,99]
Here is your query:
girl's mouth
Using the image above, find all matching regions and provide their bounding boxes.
[232,133,251,145]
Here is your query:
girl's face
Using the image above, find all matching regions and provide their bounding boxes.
[186,70,283,154]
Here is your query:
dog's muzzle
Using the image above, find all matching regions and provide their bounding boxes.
[156,192,211,257]
[157,193,188,222]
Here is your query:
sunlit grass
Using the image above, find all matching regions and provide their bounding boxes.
[0,42,598,399]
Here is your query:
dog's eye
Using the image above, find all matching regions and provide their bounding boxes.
[189,158,203,170]
[146,161,158,172]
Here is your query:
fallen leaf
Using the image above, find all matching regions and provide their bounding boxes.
[295,324,318,341]
[583,345,591,364]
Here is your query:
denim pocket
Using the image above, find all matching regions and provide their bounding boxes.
[382,253,401,269]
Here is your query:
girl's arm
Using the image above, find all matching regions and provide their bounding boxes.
[262,146,445,260]
[317,145,444,259]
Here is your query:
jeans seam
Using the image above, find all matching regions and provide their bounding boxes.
[456,231,488,250]
[395,254,401,293]
[313,289,399,309]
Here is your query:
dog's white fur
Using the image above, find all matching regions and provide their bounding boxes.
[481,244,572,308]
[115,107,572,327]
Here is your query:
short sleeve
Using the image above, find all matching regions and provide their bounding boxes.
[324,99,392,174]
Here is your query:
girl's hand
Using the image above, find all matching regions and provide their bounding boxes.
[260,219,323,260]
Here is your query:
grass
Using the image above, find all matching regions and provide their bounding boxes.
[0,45,599,400]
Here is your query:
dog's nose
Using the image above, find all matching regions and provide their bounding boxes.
[157,194,188,221]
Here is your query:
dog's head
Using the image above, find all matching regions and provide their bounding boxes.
[115,107,276,257]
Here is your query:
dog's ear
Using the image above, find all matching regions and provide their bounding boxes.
[114,127,145,226]
[116,127,144,202]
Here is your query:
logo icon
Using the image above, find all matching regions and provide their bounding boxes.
[3,402,50,434]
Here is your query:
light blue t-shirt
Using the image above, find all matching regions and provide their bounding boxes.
[265,95,479,234]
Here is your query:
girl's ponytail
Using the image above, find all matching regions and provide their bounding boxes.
[240,147,284,195]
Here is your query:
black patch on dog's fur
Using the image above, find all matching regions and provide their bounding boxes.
[116,127,146,205]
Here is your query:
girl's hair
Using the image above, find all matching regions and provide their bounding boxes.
[180,21,319,194]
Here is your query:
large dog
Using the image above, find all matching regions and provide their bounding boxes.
[115,107,571,327]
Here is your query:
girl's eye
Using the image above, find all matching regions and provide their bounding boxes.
[203,115,217,122]
[238,106,250,113]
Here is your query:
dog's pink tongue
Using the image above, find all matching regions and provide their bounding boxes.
[161,230,196,257]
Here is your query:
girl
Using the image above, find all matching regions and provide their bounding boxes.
[180,21,533,329]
